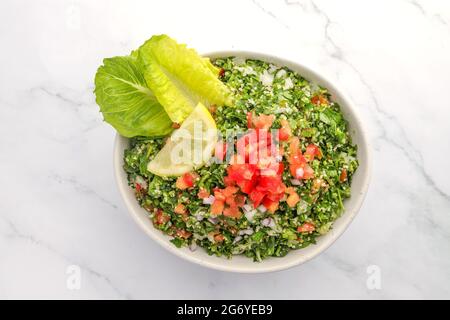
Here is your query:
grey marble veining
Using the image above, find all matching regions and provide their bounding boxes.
[0,0,449,299]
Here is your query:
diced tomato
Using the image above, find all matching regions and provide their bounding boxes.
[279,119,292,141]
[262,198,279,213]
[234,194,246,207]
[174,203,187,215]
[175,177,188,190]
[214,233,225,242]
[303,165,314,180]
[304,144,321,162]
[176,229,192,239]
[176,172,196,190]
[247,112,253,129]
[277,162,285,175]
[279,127,291,141]
[264,191,285,202]
[212,187,245,217]
[288,138,306,168]
[289,137,300,155]
[258,176,285,194]
[214,141,227,161]
[222,187,239,206]
[289,152,306,166]
[154,209,170,225]
[311,95,320,105]
[311,94,328,106]
[249,189,265,208]
[285,187,296,195]
[219,115,296,211]
[237,178,256,194]
[290,163,303,179]
[135,183,142,192]
[223,186,239,197]
[290,163,314,180]
[297,222,315,233]
[340,168,348,182]
[183,172,195,186]
[211,200,225,215]
[225,196,236,206]
[247,112,275,129]
[227,164,257,181]
[223,205,242,218]
[213,189,226,202]
[286,192,300,207]
[252,114,275,130]
[197,188,210,199]
[218,68,225,78]
[224,175,236,186]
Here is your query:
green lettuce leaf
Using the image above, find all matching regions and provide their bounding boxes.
[94,55,173,137]
[137,35,233,123]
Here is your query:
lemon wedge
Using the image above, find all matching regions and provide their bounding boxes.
[147,103,218,176]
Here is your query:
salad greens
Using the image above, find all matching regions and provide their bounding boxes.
[94,35,232,137]
[138,35,233,123]
[94,55,173,137]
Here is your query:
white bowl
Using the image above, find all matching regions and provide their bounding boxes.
[113,51,372,273]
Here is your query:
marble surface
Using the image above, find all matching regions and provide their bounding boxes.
[0,0,449,299]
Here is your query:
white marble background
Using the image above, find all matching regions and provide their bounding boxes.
[0,0,449,299]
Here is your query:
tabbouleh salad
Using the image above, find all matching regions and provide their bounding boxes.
[122,56,358,261]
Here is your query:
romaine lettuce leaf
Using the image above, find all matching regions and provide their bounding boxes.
[137,35,233,123]
[94,55,173,137]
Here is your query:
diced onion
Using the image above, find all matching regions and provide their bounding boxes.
[276,69,287,78]
[238,228,254,236]
[290,179,302,186]
[295,167,304,178]
[260,70,274,86]
[208,217,219,225]
[189,242,197,251]
[202,195,215,205]
[244,209,257,222]
[233,57,246,66]
[257,205,267,213]
[233,236,243,244]
[262,217,276,228]
[283,77,294,90]
[195,212,205,221]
